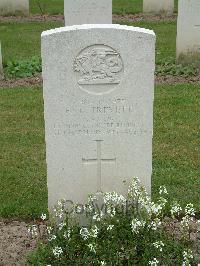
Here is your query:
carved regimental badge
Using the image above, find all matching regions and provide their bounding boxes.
[74,44,123,94]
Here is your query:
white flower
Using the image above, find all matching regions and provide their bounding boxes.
[149,218,162,231]
[47,226,52,235]
[58,213,64,219]
[180,216,190,230]
[84,195,96,214]
[88,195,97,202]
[128,177,141,198]
[100,261,106,265]
[64,228,71,239]
[58,222,66,231]
[107,224,114,231]
[182,249,193,265]
[185,203,195,216]
[91,225,99,238]
[75,205,83,214]
[131,218,146,234]
[171,203,182,217]
[41,213,47,220]
[150,202,164,215]
[54,201,65,219]
[104,191,126,206]
[93,211,104,221]
[84,203,94,213]
[80,226,98,240]
[106,206,116,217]
[48,234,56,241]
[149,258,159,265]
[27,225,38,237]
[153,241,164,252]
[87,243,96,253]
[52,246,63,258]
[57,200,63,207]
[80,227,90,240]
[54,208,64,219]
[159,186,168,195]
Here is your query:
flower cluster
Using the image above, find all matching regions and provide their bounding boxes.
[27,177,198,265]
[159,186,168,195]
[180,203,196,238]
[52,246,63,258]
[87,243,96,253]
[27,225,38,238]
[131,218,146,234]
[149,258,159,266]
[103,191,126,217]
[170,202,182,218]
[80,225,99,240]
[153,241,164,252]
[182,249,193,266]
[185,203,195,216]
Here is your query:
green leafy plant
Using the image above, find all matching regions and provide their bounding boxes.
[4,56,42,78]
[156,59,198,77]
[27,178,199,265]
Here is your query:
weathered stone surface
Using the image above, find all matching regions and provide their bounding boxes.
[41,24,155,209]
[0,42,3,80]
[176,0,200,63]
[64,0,112,26]
[143,0,174,16]
[0,0,29,16]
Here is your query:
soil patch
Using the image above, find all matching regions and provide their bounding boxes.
[0,74,200,89]
[0,220,37,266]
[113,13,177,23]
[156,74,200,85]
[0,14,64,23]
[0,13,177,24]
[0,75,42,88]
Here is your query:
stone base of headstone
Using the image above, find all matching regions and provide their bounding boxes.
[0,0,29,16]
[176,0,200,65]
[143,0,174,16]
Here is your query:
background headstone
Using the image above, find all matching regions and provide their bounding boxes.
[143,0,174,16]
[0,42,3,80]
[42,24,155,208]
[176,0,200,64]
[64,0,112,26]
[0,0,29,16]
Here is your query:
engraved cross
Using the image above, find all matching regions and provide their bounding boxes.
[82,140,116,192]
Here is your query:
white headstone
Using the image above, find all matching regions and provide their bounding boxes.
[143,0,174,16]
[64,0,112,26]
[0,0,29,16]
[176,0,200,63]
[42,24,155,209]
[0,42,3,80]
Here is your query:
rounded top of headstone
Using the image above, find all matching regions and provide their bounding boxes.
[41,24,155,38]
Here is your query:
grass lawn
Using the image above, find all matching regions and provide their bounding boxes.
[0,84,199,219]
[0,21,176,64]
[0,22,62,63]
[29,0,179,15]
[0,87,47,218]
